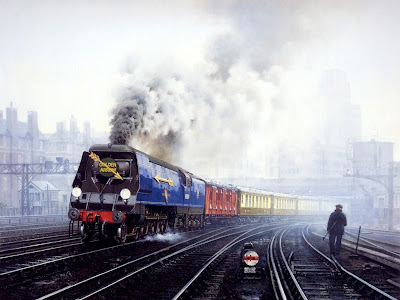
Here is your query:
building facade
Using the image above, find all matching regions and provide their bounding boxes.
[275,69,362,179]
[0,103,105,216]
[350,140,399,229]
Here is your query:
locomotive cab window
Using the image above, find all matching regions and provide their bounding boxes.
[179,170,192,187]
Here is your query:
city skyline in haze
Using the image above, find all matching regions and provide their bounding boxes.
[1,1,399,165]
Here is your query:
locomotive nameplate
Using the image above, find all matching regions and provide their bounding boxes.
[99,157,117,177]
[89,152,123,180]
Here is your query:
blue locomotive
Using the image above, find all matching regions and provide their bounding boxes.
[68,144,205,242]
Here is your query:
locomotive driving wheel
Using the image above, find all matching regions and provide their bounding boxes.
[144,222,150,235]
[133,227,140,241]
[80,223,93,243]
[150,222,156,234]
[160,220,167,233]
[155,221,161,234]
[119,222,127,243]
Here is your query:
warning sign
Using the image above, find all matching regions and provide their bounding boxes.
[243,250,259,266]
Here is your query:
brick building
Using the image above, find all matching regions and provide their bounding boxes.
[0,103,106,216]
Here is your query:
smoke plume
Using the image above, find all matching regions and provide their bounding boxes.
[110,76,188,162]
[109,1,365,178]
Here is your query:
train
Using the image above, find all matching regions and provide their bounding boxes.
[68,144,338,242]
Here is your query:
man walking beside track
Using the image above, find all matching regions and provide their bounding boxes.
[327,204,347,256]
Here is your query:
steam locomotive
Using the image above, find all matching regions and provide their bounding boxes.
[68,144,337,242]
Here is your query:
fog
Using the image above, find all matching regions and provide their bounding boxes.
[107,1,400,179]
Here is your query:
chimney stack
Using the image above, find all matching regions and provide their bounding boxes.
[6,102,18,148]
[28,111,39,149]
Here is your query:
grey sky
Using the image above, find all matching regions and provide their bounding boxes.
[1,0,399,163]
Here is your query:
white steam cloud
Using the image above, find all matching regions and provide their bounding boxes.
[109,1,365,178]
[144,232,183,243]
[109,60,292,177]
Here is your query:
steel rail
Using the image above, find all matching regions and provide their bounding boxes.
[278,227,308,300]
[319,224,399,255]
[0,239,82,261]
[0,237,81,256]
[36,227,241,300]
[267,233,280,299]
[345,231,400,257]
[172,225,283,300]
[0,233,76,248]
[76,227,254,300]
[311,224,400,270]
[269,230,287,300]
[0,224,68,233]
[303,225,397,300]
[302,226,338,269]
[332,256,398,300]
[347,226,400,237]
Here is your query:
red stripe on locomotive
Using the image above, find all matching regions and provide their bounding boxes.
[78,210,125,223]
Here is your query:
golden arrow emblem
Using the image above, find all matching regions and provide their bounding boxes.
[154,174,174,186]
[89,152,123,180]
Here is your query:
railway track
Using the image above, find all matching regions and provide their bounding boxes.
[1,220,398,299]
[0,233,77,250]
[305,226,399,299]
[0,223,73,243]
[171,224,282,299]
[37,225,271,299]
[268,225,399,299]
[1,226,241,299]
[345,227,400,255]
[311,224,400,271]
[0,236,82,263]
[0,216,68,229]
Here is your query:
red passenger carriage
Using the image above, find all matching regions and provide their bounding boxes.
[205,181,238,224]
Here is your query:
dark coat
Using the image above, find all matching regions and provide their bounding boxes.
[327,209,347,235]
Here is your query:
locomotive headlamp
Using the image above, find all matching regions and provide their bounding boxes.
[120,188,131,200]
[72,187,82,198]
